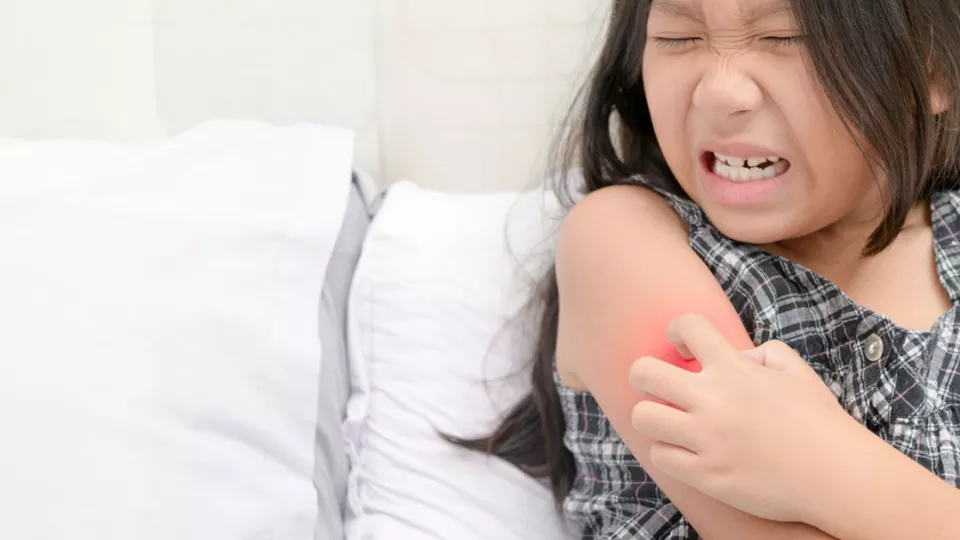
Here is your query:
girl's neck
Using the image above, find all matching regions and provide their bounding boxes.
[763,200,931,273]
[761,200,951,332]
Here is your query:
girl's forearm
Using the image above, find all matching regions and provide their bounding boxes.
[806,416,960,540]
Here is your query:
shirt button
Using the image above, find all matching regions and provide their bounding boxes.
[864,333,884,362]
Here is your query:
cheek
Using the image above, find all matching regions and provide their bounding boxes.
[643,58,694,175]
[790,76,876,204]
[745,75,879,240]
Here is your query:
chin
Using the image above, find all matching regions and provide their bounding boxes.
[707,213,796,246]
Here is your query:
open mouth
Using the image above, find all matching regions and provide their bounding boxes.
[705,151,791,181]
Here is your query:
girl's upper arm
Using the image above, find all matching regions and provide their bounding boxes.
[554,185,834,540]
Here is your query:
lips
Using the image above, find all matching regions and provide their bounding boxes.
[698,147,792,205]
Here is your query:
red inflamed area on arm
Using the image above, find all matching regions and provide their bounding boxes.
[626,295,753,408]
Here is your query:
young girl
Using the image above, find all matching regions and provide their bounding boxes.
[453,0,960,538]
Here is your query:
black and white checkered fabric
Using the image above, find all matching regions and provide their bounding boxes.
[556,176,960,539]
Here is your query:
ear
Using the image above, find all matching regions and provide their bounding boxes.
[930,75,949,116]
[928,51,950,115]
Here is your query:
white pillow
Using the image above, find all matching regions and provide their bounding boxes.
[343,181,576,539]
[0,119,353,540]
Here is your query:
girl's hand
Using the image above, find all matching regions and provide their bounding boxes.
[629,313,858,524]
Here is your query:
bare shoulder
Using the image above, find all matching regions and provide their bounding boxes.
[554,182,751,389]
[555,184,690,279]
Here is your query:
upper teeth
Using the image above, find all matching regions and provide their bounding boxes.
[712,152,787,181]
[714,152,781,166]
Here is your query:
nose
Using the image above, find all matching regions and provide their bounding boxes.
[692,56,763,121]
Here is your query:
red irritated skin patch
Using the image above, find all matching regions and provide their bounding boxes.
[657,345,702,374]
[626,305,750,410]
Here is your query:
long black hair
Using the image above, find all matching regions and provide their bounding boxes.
[448,0,960,506]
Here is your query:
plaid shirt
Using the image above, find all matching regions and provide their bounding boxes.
[556,177,960,539]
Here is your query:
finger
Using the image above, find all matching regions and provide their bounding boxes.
[631,400,702,453]
[629,356,699,410]
[750,340,808,373]
[666,313,739,368]
[649,440,700,484]
[670,334,693,360]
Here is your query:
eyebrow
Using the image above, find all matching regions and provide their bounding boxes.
[650,0,793,24]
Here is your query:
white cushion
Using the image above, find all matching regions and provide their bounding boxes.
[343,180,576,539]
[0,119,353,540]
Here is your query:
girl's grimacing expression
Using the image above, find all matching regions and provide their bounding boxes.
[642,0,942,247]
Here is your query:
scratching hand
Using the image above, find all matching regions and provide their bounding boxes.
[629,313,852,523]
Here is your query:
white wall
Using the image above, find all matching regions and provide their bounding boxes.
[373,0,607,191]
[0,0,164,141]
[0,0,608,191]
[153,0,383,187]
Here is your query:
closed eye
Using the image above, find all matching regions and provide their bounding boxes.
[653,37,701,50]
[763,36,804,49]
[653,35,802,51]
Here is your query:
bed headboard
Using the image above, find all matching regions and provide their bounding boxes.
[0,0,609,192]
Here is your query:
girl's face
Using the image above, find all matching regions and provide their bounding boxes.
[643,0,881,245]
